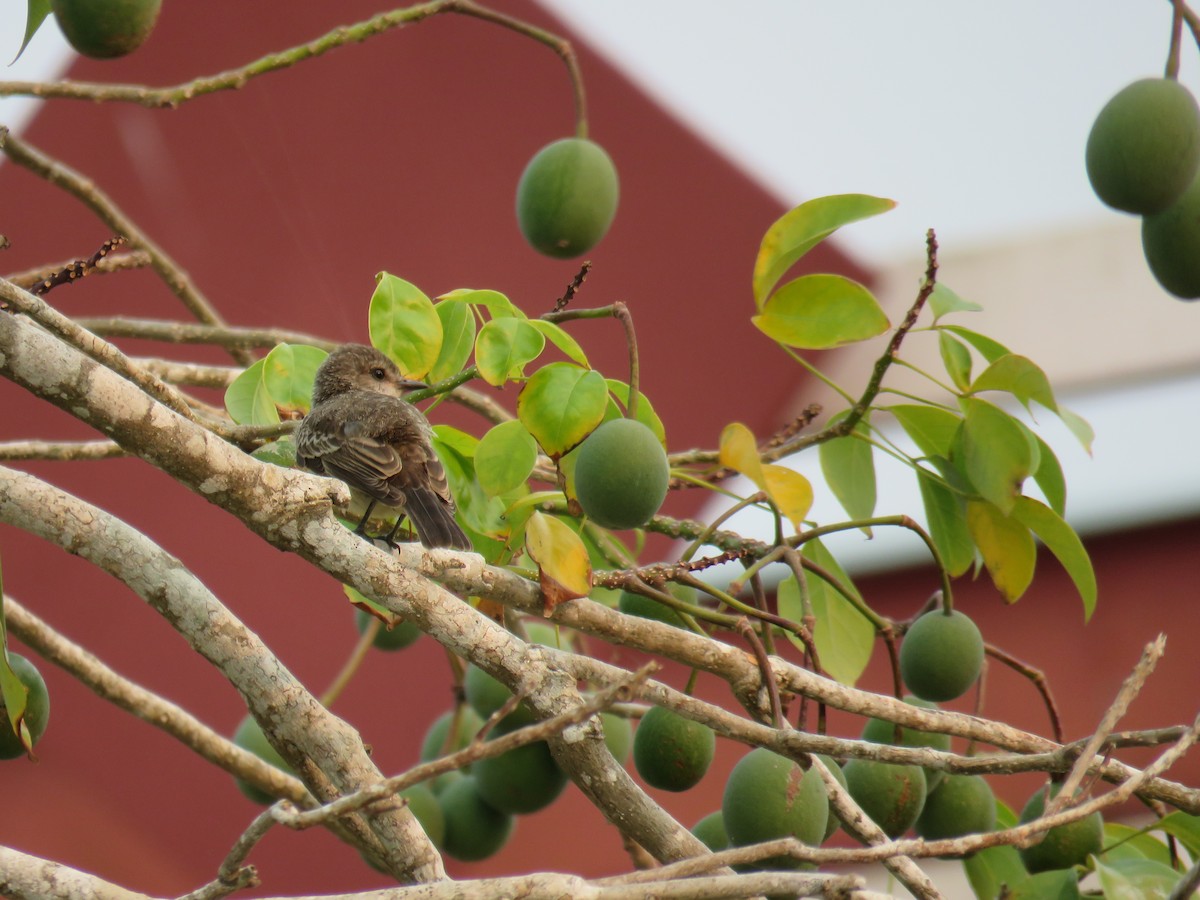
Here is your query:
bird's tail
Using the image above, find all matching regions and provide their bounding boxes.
[404,487,472,550]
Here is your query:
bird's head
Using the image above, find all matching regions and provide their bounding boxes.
[311,343,428,405]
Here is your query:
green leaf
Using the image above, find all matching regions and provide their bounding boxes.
[1058,405,1095,455]
[929,283,983,321]
[261,343,326,414]
[960,397,1032,513]
[964,844,1028,900]
[1002,868,1079,900]
[970,354,1057,413]
[251,437,297,468]
[1011,497,1097,620]
[1094,857,1179,900]
[429,299,477,383]
[752,274,890,349]
[475,421,538,497]
[475,318,546,387]
[938,331,973,392]
[603,380,667,445]
[224,359,280,426]
[1156,812,1200,858]
[1032,435,1067,517]
[432,426,514,551]
[1101,823,1173,866]
[437,288,523,318]
[966,499,1036,602]
[368,273,442,379]
[14,0,51,64]
[818,412,876,524]
[891,404,961,459]
[517,363,609,459]
[528,319,589,367]
[917,469,974,577]
[778,539,874,686]
[0,554,33,756]
[940,325,1011,365]
[753,194,896,307]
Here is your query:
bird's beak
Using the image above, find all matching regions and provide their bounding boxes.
[399,377,429,392]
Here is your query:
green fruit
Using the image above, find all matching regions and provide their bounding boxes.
[419,706,484,763]
[439,775,514,862]
[430,768,464,796]
[632,706,715,792]
[464,665,513,720]
[232,714,294,805]
[574,419,669,530]
[915,774,996,843]
[899,609,984,702]
[1086,78,1200,214]
[515,137,619,258]
[354,608,421,651]
[843,759,927,838]
[1018,783,1104,874]
[722,747,828,868]
[618,589,686,627]
[814,755,848,842]
[472,717,568,815]
[692,811,729,851]
[1142,171,1200,299]
[522,621,572,650]
[52,0,162,59]
[401,784,446,848]
[0,653,49,759]
[861,696,951,791]
[601,711,633,765]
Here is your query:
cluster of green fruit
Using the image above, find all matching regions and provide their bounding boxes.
[1086,77,1200,299]
[52,0,162,59]
[0,652,50,759]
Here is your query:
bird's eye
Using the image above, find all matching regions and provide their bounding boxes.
[371,367,386,380]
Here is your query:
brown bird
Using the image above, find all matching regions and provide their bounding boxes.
[295,343,471,550]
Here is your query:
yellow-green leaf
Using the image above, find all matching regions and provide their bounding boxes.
[891,404,961,459]
[429,299,477,383]
[762,464,813,531]
[917,469,975,577]
[528,319,589,367]
[960,397,1032,514]
[938,331,973,392]
[603,380,666,446]
[262,343,327,414]
[818,413,876,525]
[928,283,983,321]
[517,363,608,458]
[718,422,765,491]
[753,194,896,307]
[970,354,1057,413]
[526,511,592,614]
[369,273,442,379]
[224,359,280,426]
[475,318,546,387]
[1011,497,1097,621]
[752,274,890,349]
[476,421,538,497]
[966,500,1036,602]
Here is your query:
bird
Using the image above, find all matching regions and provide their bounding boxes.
[294,343,472,550]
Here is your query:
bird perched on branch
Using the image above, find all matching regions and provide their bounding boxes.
[295,343,471,550]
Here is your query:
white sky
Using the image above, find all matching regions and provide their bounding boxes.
[540,0,1191,263]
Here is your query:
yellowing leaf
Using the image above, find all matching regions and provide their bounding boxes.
[761,464,813,530]
[718,422,765,491]
[526,512,592,615]
[966,500,1036,603]
[752,274,890,349]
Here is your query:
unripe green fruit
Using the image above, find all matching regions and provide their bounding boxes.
[574,419,669,530]
[632,706,715,792]
[52,0,162,59]
[354,608,422,651]
[464,665,513,720]
[722,747,828,868]
[814,754,848,842]
[691,811,729,851]
[618,589,686,627]
[843,759,927,838]
[0,653,50,759]
[1086,78,1200,214]
[1018,783,1104,874]
[601,712,633,765]
[473,713,568,815]
[231,714,294,805]
[861,696,951,791]
[899,609,984,702]
[439,775,514,862]
[1142,172,1200,300]
[401,784,446,848]
[516,138,619,258]
[915,774,996,843]
[419,706,484,763]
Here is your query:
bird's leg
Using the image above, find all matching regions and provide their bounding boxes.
[382,515,413,548]
[353,500,378,536]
